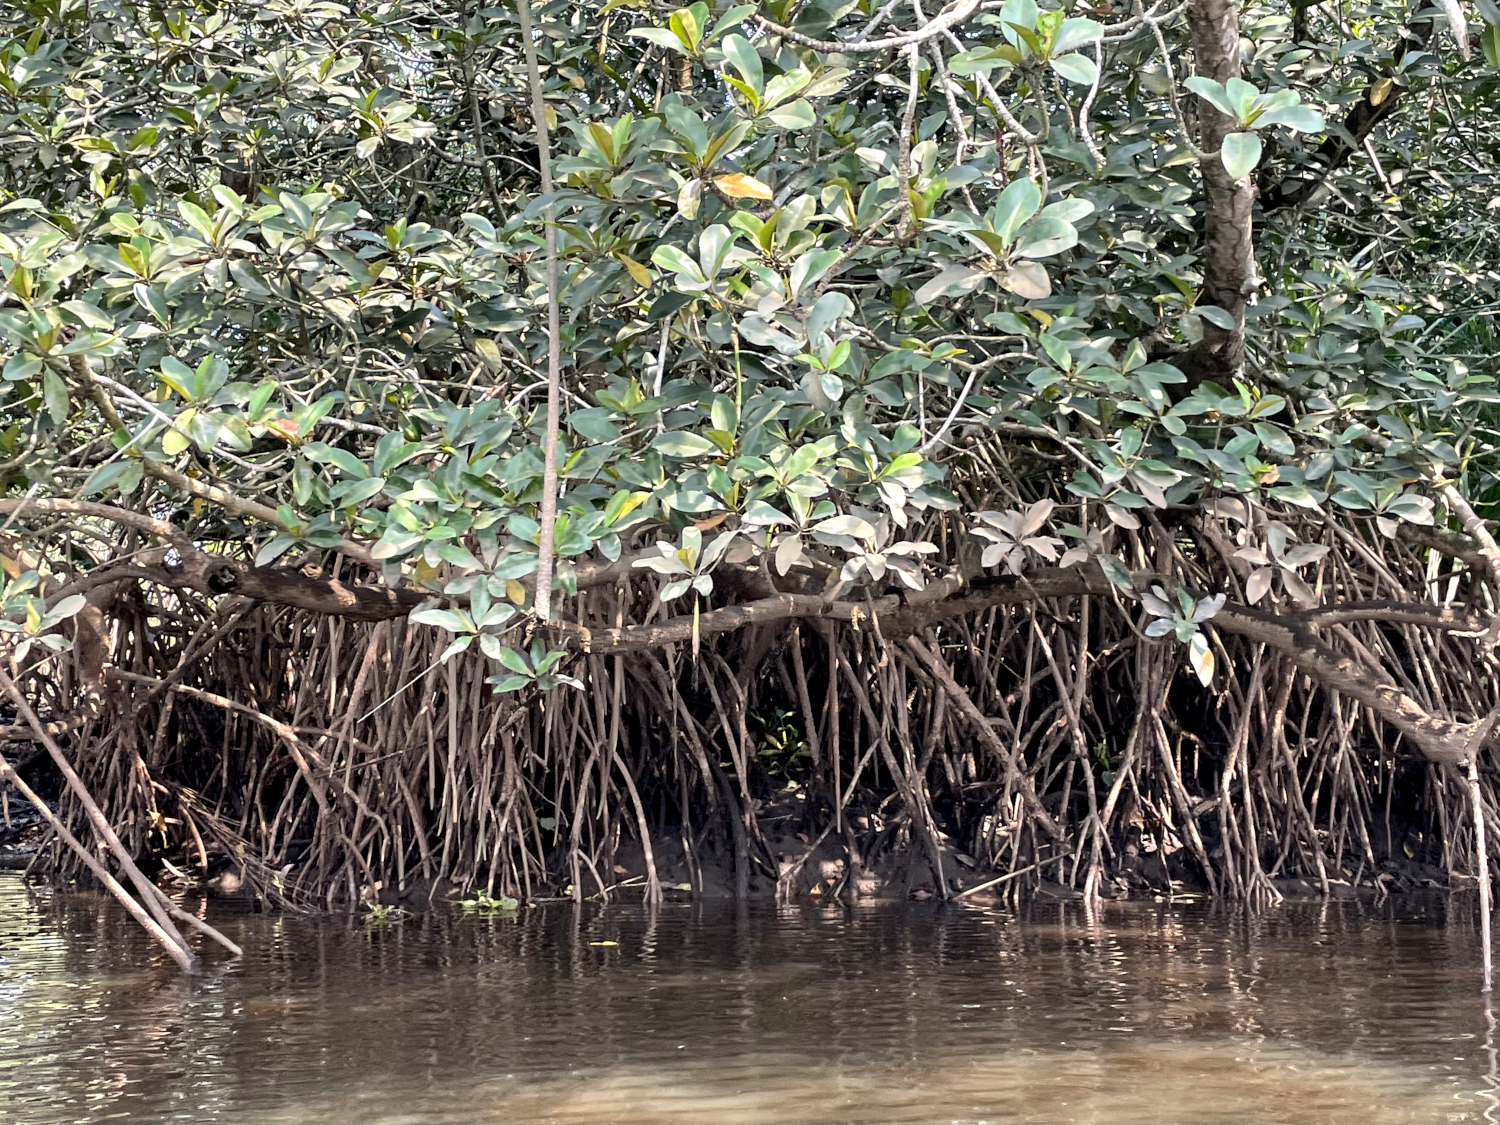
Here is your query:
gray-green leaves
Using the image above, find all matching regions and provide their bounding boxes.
[632,525,737,602]
[1185,77,1325,134]
[1140,585,1224,685]
[1220,132,1262,181]
[918,180,1091,302]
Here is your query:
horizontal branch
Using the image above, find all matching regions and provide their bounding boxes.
[77,551,424,621]
[0,497,194,552]
[548,569,1096,654]
[1303,601,1491,633]
[556,563,1495,765]
[51,530,1497,766]
[1208,600,1485,765]
[146,462,377,566]
[1399,523,1490,573]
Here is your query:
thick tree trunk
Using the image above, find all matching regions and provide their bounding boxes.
[1183,0,1254,386]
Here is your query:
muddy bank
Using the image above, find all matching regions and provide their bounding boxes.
[158,783,1464,912]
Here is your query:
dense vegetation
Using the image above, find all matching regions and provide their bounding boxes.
[3,0,1500,966]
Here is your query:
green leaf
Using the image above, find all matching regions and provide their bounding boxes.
[764,99,816,129]
[434,543,484,570]
[650,243,705,281]
[914,265,985,304]
[371,528,423,560]
[1196,305,1237,330]
[787,249,841,298]
[1184,77,1238,120]
[990,177,1042,244]
[440,637,474,662]
[228,259,272,297]
[158,356,194,398]
[947,48,1011,76]
[1051,17,1102,53]
[706,3,755,40]
[82,460,140,497]
[1225,77,1261,122]
[813,514,875,539]
[133,283,170,325]
[39,594,87,628]
[42,368,70,425]
[192,354,230,399]
[60,300,115,331]
[667,5,702,52]
[698,224,734,278]
[1219,132,1262,181]
[1049,52,1097,85]
[4,353,41,382]
[1256,104,1324,133]
[628,27,685,51]
[1039,197,1094,224]
[255,534,298,567]
[248,381,277,418]
[568,407,622,442]
[496,645,532,675]
[410,607,473,632]
[330,476,387,506]
[720,33,763,93]
[318,447,370,478]
[1014,216,1078,259]
[652,431,719,457]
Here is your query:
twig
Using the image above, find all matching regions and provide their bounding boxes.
[954,858,1043,898]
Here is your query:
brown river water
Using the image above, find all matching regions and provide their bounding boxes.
[2,873,1498,1124]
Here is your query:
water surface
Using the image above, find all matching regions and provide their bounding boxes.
[2,875,1496,1123]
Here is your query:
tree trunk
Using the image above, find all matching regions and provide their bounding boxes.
[1183,0,1254,386]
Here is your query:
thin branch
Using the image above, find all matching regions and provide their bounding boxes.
[516,0,564,623]
[752,0,982,54]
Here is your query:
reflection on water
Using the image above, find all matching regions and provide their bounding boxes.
[0,873,1495,1123]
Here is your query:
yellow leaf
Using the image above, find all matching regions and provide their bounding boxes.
[162,408,195,456]
[505,578,526,604]
[413,559,442,588]
[1029,308,1054,328]
[617,254,652,287]
[0,555,18,580]
[1370,77,1395,107]
[589,940,619,947]
[474,337,503,372]
[603,490,650,529]
[713,173,774,201]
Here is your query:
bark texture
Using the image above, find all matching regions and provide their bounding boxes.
[1183,0,1255,386]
